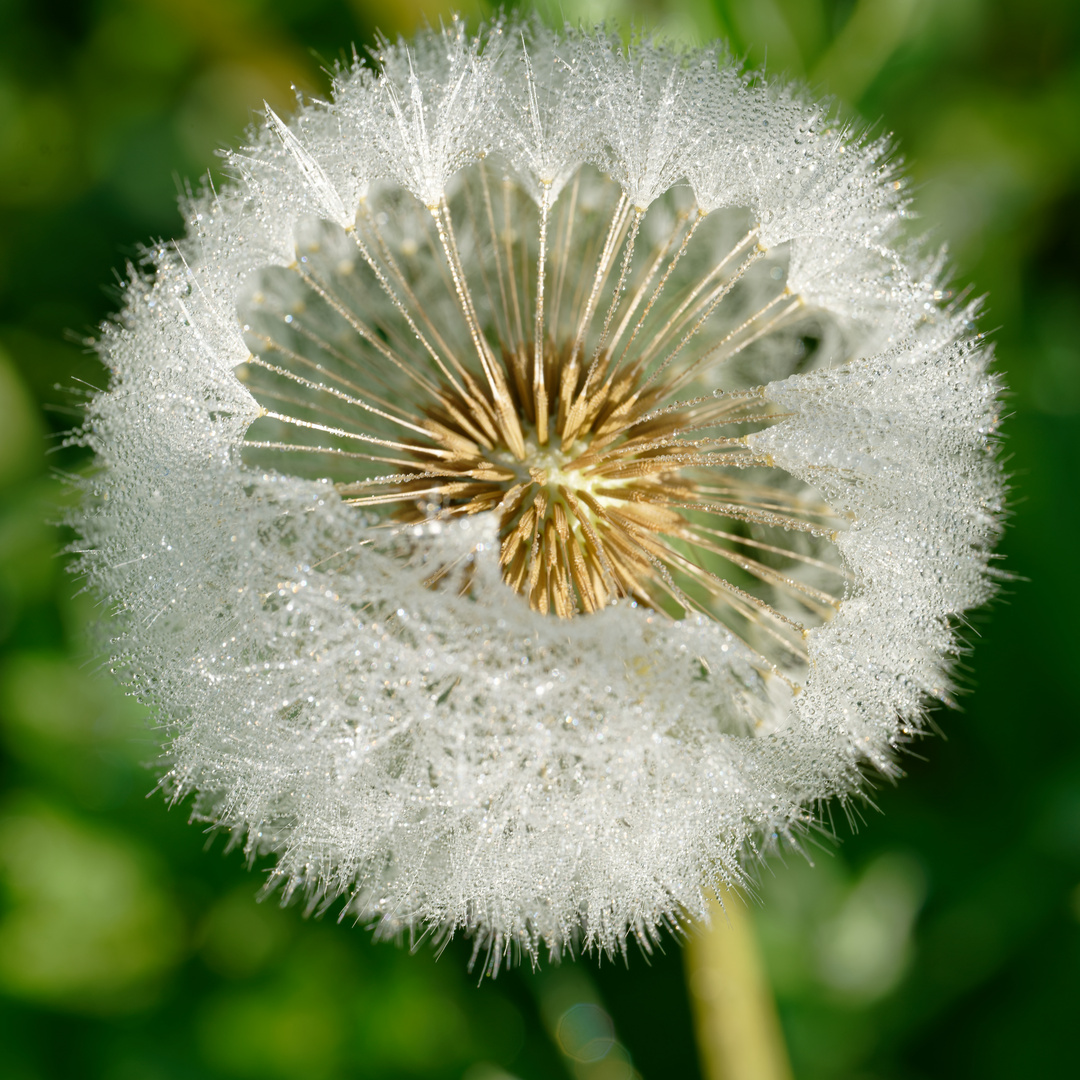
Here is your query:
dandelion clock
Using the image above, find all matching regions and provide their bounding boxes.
[75,16,1004,971]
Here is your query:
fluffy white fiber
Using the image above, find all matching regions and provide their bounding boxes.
[75,16,1003,969]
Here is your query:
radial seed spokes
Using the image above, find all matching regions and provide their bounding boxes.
[239,163,846,676]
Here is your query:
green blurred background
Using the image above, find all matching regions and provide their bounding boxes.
[0,1,1077,1077]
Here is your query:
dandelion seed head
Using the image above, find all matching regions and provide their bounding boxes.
[75,17,1004,971]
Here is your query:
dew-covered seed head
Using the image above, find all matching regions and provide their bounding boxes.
[74,17,1004,972]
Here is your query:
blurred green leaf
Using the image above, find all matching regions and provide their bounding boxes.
[0,348,42,489]
[196,886,295,978]
[0,797,184,1011]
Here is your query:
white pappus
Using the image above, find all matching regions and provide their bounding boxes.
[74,15,1004,972]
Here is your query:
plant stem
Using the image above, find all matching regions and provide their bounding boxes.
[685,885,793,1080]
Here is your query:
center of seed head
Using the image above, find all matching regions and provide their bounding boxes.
[399,347,662,620]
[512,436,589,493]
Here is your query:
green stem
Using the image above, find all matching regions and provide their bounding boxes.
[685,886,793,1080]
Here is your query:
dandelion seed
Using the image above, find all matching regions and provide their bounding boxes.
[75,17,1004,972]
